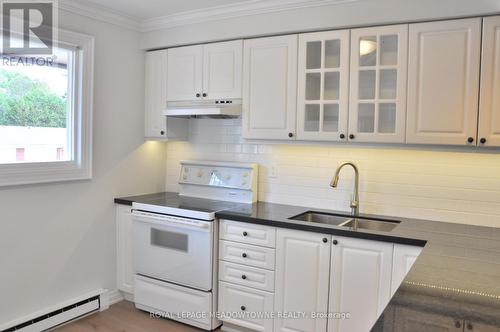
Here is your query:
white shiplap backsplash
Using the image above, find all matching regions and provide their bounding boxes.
[166,119,500,227]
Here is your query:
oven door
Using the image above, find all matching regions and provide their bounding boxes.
[132,210,213,291]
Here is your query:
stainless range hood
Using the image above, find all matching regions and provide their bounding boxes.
[163,99,242,119]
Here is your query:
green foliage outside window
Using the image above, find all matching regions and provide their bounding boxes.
[0,70,66,128]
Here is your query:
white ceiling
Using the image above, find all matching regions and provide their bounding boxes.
[83,0,253,20]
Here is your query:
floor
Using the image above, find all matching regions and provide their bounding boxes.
[54,301,221,332]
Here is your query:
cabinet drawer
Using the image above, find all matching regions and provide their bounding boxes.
[220,240,276,270]
[218,281,274,332]
[220,219,276,248]
[219,261,275,292]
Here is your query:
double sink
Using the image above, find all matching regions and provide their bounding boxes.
[289,211,400,232]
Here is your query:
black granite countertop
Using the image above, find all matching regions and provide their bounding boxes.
[115,193,500,330]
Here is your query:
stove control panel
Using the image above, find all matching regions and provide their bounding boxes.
[179,161,258,203]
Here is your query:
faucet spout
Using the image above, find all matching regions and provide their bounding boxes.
[330,162,360,216]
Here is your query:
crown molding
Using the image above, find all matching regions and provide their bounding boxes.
[58,0,142,32]
[141,0,360,32]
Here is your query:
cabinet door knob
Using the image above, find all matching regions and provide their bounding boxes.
[340,133,345,139]
[242,231,248,237]
[241,306,246,311]
[333,240,338,245]
[196,93,201,98]
[288,132,294,138]
[202,93,207,97]
[455,320,462,329]
[241,275,247,280]
[242,253,247,258]
[160,130,165,135]
[349,134,355,140]
[480,138,487,144]
[466,322,473,330]
[467,137,474,143]
[322,238,328,243]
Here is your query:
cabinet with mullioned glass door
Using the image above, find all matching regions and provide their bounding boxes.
[348,25,408,143]
[296,30,350,141]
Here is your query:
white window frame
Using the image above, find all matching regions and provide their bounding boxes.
[0,29,94,186]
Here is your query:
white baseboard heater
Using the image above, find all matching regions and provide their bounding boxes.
[2,295,100,332]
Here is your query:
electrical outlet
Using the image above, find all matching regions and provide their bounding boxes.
[269,164,278,178]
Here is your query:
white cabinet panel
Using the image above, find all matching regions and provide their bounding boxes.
[144,50,167,139]
[406,18,481,145]
[116,205,134,294]
[243,35,298,140]
[479,16,500,147]
[220,219,276,248]
[167,45,203,101]
[297,30,350,141]
[328,236,393,332]
[274,229,330,332]
[219,281,274,332]
[203,40,243,100]
[391,244,423,296]
[349,25,408,143]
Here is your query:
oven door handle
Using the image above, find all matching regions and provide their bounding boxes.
[132,211,211,231]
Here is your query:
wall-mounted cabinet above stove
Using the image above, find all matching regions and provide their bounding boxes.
[166,40,243,101]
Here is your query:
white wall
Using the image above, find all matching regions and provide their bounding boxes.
[0,10,166,326]
[166,119,500,228]
[141,0,500,49]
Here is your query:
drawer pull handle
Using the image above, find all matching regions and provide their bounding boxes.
[241,275,247,280]
[242,253,247,258]
[242,231,248,236]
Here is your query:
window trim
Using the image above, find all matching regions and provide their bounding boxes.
[0,29,94,186]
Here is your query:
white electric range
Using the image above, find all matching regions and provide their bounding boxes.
[131,160,258,331]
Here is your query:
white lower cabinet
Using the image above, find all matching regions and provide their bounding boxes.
[274,229,331,332]
[391,244,423,296]
[328,236,394,332]
[217,221,424,332]
[116,204,134,295]
[219,281,274,332]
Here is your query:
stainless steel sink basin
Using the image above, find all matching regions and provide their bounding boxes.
[289,212,352,226]
[289,211,400,232]
[340,218,400,232]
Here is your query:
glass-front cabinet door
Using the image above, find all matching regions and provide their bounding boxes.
[349,25,408,143]
[297,30,350,141]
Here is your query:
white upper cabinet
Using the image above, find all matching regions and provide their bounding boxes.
[406,18,482,146]
[145,50,188,141]
[349,25,408,143]
[203,40,243,100]
[479,16,500,147]
[274,229,330,332]
[297,30,350,141]
[167,45,203,101]
[328,236,393,332]
[242,35,298,140]
[145,50,168,139]
[167,40,243,101]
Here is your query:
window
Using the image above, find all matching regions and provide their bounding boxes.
[0,29,94,186]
